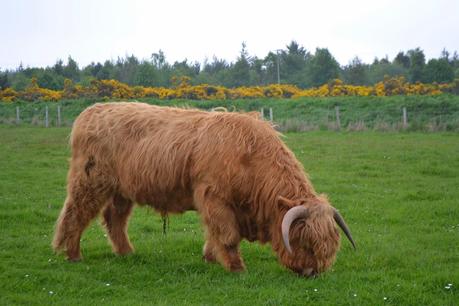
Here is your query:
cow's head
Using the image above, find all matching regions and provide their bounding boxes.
[277,196,355,277]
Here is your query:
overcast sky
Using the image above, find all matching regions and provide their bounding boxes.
[2,0,459,70]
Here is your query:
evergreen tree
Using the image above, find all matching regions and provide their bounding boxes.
[63,56,80,81]
[0,72,10,89]
[343,56,369,85]
[151,50,172,86]
[134,61,158,87]
[407,48,425,82]
[307,48,340,87]
[202,56,228,75]
[229,42,251,87]
[83,62,103,78]
[37,68,64,90]
[280,41,310,86]
[424,58,455,83]
[368,61,407,84]
[152,50,167,69]
[262,51,278,85]
[172,59,200,79]
[394,52,410,68]
[115,55,139,85]
[452,51,459,78]
[10,73,30,91]
[96,60,114,80]
[53,59,64,75]
[198,56,229,85]
[249,57,266,86]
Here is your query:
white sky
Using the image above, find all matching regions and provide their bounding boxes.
[2,0,459,70]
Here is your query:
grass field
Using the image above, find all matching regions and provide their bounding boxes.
[0,127,458,305]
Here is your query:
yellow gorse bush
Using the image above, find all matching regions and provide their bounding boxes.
[14,77,63,102]
[0,87,18,102]
[1,76,458,102]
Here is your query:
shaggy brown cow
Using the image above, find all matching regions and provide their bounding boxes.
[53,102,355,277]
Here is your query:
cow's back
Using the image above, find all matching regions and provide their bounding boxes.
[71,103,202,202]
[70,102,282,211]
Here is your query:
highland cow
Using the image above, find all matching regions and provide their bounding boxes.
[53,102,355,277]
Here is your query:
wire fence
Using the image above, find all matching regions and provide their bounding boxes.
[0,104,69,127]
[0,103,458,132]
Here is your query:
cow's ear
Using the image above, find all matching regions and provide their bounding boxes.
[277,196,294,210]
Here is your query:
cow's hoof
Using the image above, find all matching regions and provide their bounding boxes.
[202,254,217,263]
[229,262,246,273]
[115,246,134,256]
[67,256,81,262]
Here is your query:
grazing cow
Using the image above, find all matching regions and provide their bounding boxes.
[53,102,355,277]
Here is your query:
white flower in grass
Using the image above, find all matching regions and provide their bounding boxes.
[383,297,387,301]
[49,291,54,295]
[313,289,318,292]
[353,293,357,297]
[105,283,111,286]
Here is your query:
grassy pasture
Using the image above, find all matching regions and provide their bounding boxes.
[0,127,458,305]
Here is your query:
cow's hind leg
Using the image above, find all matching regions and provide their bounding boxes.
[53,192,108,261]
[52,161,111,261]
[194,185,245,272]
[102,194,134,255]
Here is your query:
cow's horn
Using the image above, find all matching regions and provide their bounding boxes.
[333,209,356,250]
[281,206,309,254]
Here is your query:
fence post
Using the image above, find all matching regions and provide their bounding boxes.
[269,108,273,122]
[45,105,49,128]
[57,105,61,127]
[335,106,341,130]
[16,106,20,125]
[402,107,407,128]
[260,107,264,120]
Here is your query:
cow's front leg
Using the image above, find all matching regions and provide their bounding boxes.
[203,239,245,272]
[202,240,217,263]
[194,185,246,272]
[102,193,134,255]
[215,243,245,272]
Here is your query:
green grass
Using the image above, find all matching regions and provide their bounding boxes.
[0,127,458,305]
[1,95,459,131]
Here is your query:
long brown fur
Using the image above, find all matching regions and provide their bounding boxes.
[52,102,341,275]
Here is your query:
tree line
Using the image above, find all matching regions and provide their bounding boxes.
[1,41,458,91]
